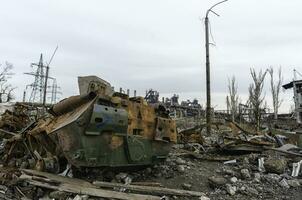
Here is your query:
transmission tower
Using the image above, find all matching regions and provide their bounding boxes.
[47,79,62,104]
[24,54,46,103]
[24,50,60,105]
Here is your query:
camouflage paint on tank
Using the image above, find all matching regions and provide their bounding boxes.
[25,92,176,169]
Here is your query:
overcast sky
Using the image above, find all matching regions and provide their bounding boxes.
[0,0,301,112]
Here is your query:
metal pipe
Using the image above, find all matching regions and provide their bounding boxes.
[49,92,97,116]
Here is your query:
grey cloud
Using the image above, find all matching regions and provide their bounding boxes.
[0,0,301,113]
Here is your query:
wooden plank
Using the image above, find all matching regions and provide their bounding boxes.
[21,170,161,200]
[21,175,161,200]
[93,181,206,197]
[22,169,93,187]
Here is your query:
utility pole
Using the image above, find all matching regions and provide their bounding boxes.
[205,0,228,135]
[43,46,58,107]
[205,13,211,135]
[42,65,49,106]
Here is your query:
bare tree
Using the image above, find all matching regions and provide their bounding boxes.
[226,76,239,122]
[268,67,283,120]
[226,96,230,114]
[0,62,15,103]
[248,68,267,131]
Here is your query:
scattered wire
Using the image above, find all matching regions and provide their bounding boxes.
[208,20,216,46]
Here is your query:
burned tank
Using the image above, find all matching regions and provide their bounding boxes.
[3,76,177,172]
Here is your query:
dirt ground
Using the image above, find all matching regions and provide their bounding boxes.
[0,144,301,200]
[103,145,302,200]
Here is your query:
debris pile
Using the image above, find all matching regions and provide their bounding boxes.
[0,76,301,200]
[0,103,30,133]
